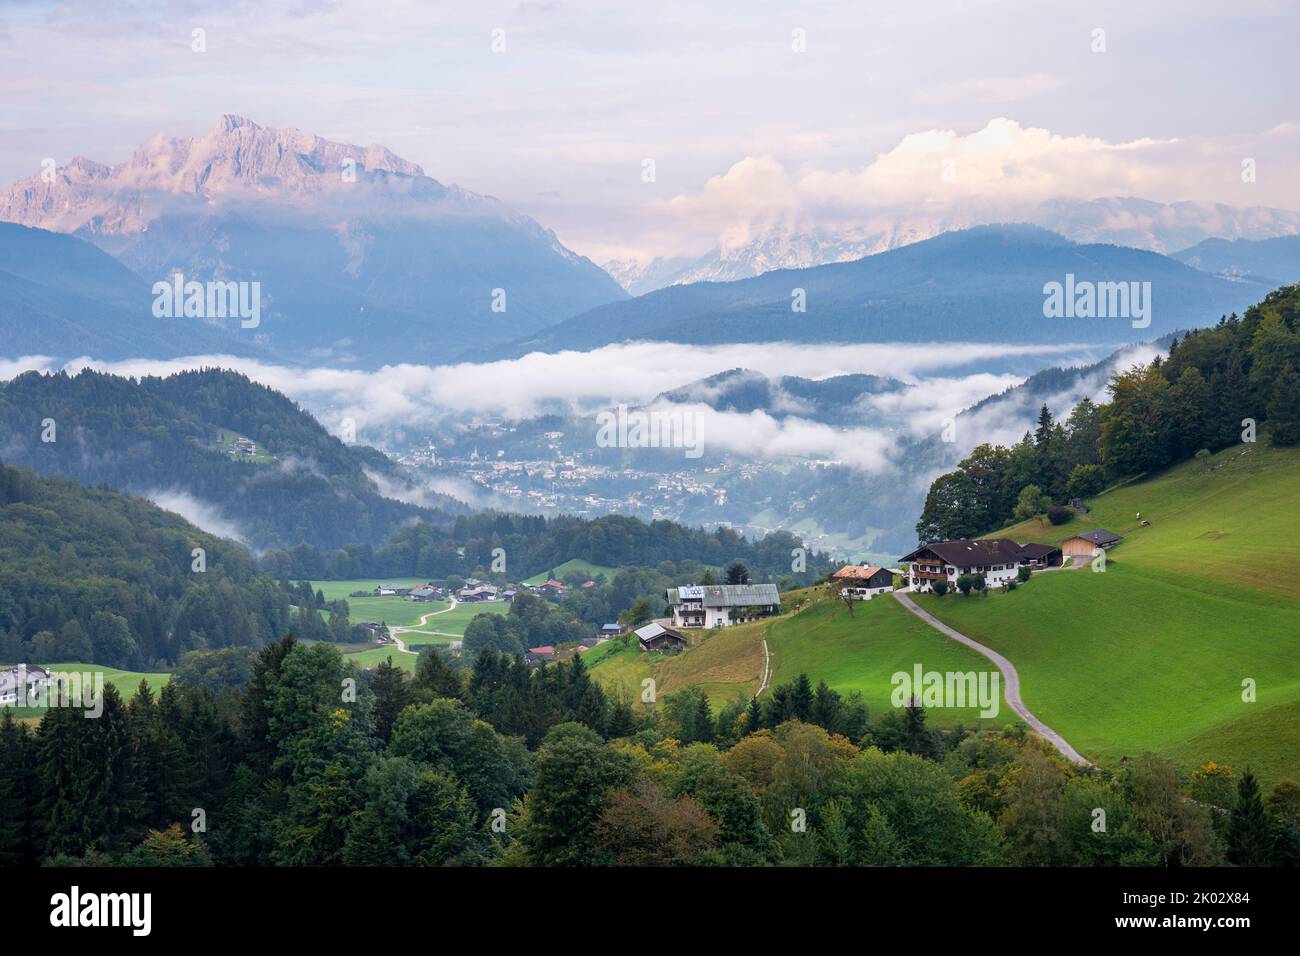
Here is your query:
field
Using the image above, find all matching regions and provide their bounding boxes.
[344,645,419,673]
[913,440,1300,786]
[994,440,1300,599]
[399,600,510,645]
[3,662,171,718]
[587,620,769,707]
[588,590,1015,728]
[312,578,449,628]
[767,596,1016,729]
[522,559,618,585]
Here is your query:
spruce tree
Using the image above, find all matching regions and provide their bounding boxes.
[371,657,414,742]
[1227,770,1271,866]
[0,711,35,865]
[791,673,814,722]
[606,699,637,738]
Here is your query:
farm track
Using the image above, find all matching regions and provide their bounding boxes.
[892,591,1093,767]
[383,598,461,654]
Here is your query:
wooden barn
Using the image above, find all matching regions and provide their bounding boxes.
[1061,529,1123,558]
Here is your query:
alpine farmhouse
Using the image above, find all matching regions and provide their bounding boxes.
[666,583,781,628]
[900,539,1062,592]
[831,565,896,600]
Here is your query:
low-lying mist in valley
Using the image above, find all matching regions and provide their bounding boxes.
[0,338,1159,557]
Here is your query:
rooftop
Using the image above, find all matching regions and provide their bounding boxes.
[666,583,781,607]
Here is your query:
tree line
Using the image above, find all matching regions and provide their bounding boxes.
[2,642,1294,868]
[917,285,1300,542]
[258,511,833,586]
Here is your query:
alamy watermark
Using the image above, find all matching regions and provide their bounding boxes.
[152,274,261,328]
[1,669,105,718]
[595,404,703,459]
[891,663,999,718]
[1043,274,1150,329]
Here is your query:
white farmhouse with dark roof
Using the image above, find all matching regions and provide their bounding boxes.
[900,539,1062,592]
[666,583,781,628]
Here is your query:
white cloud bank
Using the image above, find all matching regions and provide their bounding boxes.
[0,338,1120,474]
[633,119,1300,260]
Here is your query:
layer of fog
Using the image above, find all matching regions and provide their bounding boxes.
[1,337,1154,485]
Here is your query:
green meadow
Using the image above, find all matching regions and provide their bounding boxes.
[522,559,618,585]
[311,578,447,628]
[3,662,171,718]
[399,600,510,645]
[914,440,1300,786]
[766,597,1015,729]
[588,592,1012,727]
[344,645,419,673]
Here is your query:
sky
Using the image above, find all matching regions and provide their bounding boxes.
[2,0,1298,262]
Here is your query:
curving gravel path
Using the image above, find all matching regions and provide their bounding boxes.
[892,590,1092,767]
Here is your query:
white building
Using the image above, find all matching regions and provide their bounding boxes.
[666,583,781,628]
[900,540,1061,592]
[830,565,896,600]
[0,664,52,707]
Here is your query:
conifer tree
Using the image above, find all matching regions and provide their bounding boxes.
[1227,770,1271,866]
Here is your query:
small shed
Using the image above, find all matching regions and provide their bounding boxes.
[1061,529,1123,558]
[635,622,688,653]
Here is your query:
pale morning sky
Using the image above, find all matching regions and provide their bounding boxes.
[1,0,1297,261]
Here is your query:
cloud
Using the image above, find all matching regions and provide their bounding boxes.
[650,119,1300,257]
[0,340,1121,481]
[1,339,1099,430]
[142,488,248,543]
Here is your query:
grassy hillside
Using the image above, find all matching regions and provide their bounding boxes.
[767,596,1015,729]
[992,440,1300,598]
[523,559,618,585]
[914,565,1300,784]
[344,646,419,673]
[313,578,446,628]
[589,589,1016,727]
[400,601,509,644]
[911,440,1300,786]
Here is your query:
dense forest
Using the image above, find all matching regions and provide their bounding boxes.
[0,367,461,551]
[0,463,294,668]
[916,285,1300,542]
[2,638,1293,867]
[259,510,833,585]
[0,460,828,668]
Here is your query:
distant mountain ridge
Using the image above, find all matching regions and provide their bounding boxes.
[506,225,1270,357]
[655,368,905,426]
[0,115,627,366]
[606,197,1300,295]
[1172,235,1300,287]
[0,222,264,361]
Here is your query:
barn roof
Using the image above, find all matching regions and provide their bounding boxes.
[634,622,686,643]
[666,583,781,607]
[1069,529,1123,545]
[832,565,887,579]
[901,540,1068,565]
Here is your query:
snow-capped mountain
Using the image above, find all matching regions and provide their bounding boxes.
[0,116,626,366]
[605,197,1300,295]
